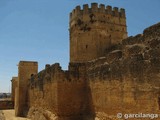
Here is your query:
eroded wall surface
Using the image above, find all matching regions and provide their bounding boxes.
[86,22,160,118]
[28,63,94,120]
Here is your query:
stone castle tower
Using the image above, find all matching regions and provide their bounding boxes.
[15,61,38,116]
[70,3,128,62]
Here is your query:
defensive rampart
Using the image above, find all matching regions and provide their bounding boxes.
[12,2,160,120]
[26,23,160,120]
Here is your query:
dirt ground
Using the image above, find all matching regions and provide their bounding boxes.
[2,110,30,120]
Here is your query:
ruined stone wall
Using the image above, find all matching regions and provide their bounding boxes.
[70,3,127,62]
[28,63,60,116]
[28,63,94,120]
[86,22,160,118]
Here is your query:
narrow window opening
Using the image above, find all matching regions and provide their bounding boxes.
[86,45,88,49]
[158,96,160,110]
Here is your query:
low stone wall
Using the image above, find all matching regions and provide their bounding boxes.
[0,101,14,110]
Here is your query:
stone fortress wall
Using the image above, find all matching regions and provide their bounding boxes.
[86,23,160,116]
[11,3,160,120]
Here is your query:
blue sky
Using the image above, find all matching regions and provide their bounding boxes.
[0,0,159,92]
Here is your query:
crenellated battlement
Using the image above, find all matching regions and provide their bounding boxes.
[70,3,125,20]
[70,3,127,62]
